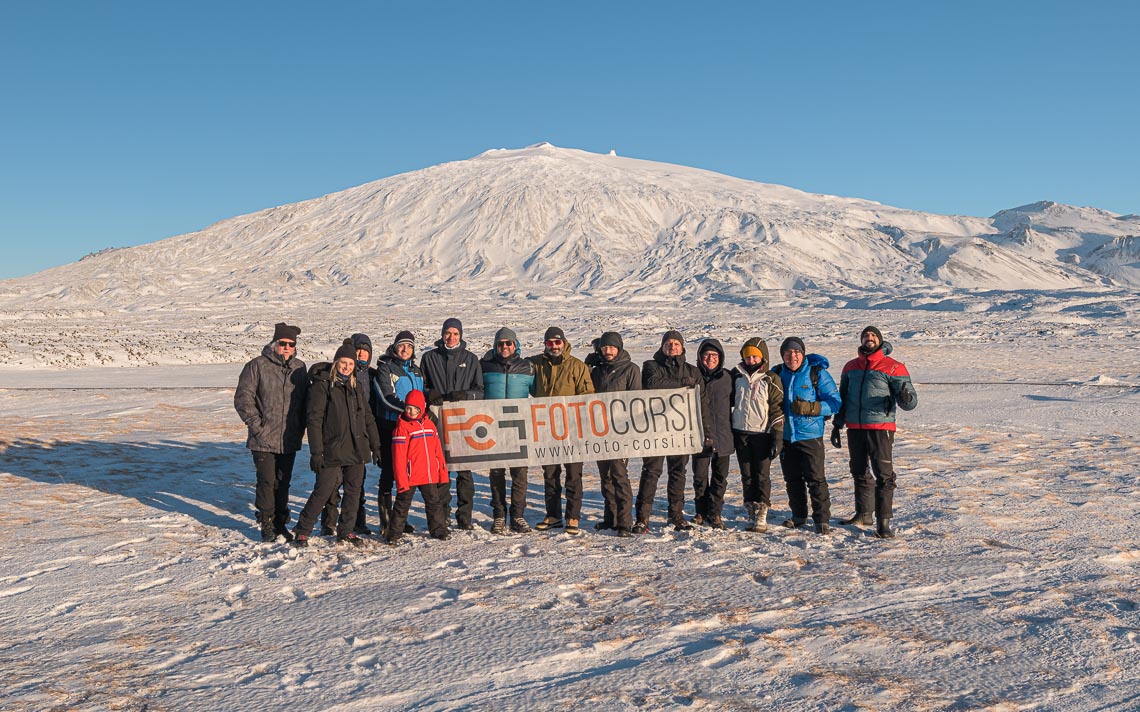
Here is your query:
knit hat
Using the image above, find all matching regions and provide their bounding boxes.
[598,331,623,351]
[544,326,566,342]
[393,330,415,348]
[333,338,357,363]
[350,333,372,354]
[273,322,300,342]
[861,325,883,343]
[405,389,426,412]
[494,327,518,344]
[442,318,463,337]
[740,337,766,360]
[661,330,684,346]
[780,336,806,354]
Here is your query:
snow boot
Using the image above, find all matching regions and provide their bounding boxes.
[631,520,649,534]
[259,520,276,543]
[814,521,831,535]
[747,503,770,533]
[491,518,507,535]
[671,518,693,532]
[840,511,874,526]
[781,517,807,529]
[510,517,531,533]
[875,518,895,539]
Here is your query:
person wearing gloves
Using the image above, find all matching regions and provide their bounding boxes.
[772,336,842,535]
[633,330,701,533]
[730,338,785,533]
[234,322,308,542]
[385,389,451,544]
[831,326,918,539]
[691,338,734,529]
[480,327,536,535]
[585,331,640,537]
[421,318,485,531]
[371,330,424,534]
[292,339,382,548]
[530,326,595,535]
[321,332,376,536]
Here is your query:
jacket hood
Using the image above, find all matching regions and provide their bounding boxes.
[697,338,726,376]
[740,337,770,368]
[585,348,632,368]
[805,353,831,370]
[433,337,470,353]
[262,342,295,366]
[382,344,416,363]
[653,347,688,365]
[405,389,427,411]
[308,361,333,382]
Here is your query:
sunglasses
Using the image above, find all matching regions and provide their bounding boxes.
[277,340,296,348]
[496,340,515,347]
[545,339,563,346]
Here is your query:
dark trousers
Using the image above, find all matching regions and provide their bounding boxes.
[321,469,369,533]
[388,484,449,541]
[435,470,474,526]
[296,464,365,538]
[692,453,731,521]
[542,462,583,521]
[377,419,396,499]
[489,467,528,521]
[252,451,295,530]
[779,438,830,522]
[848,429,897,520]
[635,454,690,524]
[598,458,633,530]
[734,432,775,506]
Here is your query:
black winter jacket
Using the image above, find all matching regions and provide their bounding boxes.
[642,348,701,391]
[234,343,309,454]
[696,339,733,455]
[421,339,485,402]
[585,347,641,393]
[307,363,382,468]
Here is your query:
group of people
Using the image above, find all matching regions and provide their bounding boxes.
[234,319,918,548]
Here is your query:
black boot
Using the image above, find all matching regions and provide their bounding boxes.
[840,511,873,526]
[875,518,895,539]
[259,519,276,542]
[377,493,391,532]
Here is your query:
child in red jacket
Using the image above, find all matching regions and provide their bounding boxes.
[384,390,451,543]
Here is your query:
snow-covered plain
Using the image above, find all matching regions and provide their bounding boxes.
[2,315,1138,711]
[1,145,1139,709]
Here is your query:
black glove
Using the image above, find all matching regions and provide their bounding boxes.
[703,436,714,451]
[425,389,444,406]
[830,426,843,449]
[898,388,914,406]
[791,398,821,417]
[768,437,783,460]
[372,451,383,468]
[309,454,322,473]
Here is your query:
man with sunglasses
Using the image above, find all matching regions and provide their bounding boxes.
[235,322,309,542]
[530,326,594,535]
[480,327,536,534]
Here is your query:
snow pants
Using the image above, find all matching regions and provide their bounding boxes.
[388,484,449,541]
[780,438,830,523]
[734,432,776,507]
[597,458,633,530]
[435,470,474,527]
[542,462,584,522]
[692,452,731,521]
[489,466,528,521]
[252,451,295,532]
[847,429,897,520]
[296,463,364,538]
[635,454,690,525]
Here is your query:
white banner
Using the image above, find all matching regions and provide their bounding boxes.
[435,388,704,468]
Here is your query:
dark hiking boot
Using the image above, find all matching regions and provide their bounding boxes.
[840,512,874,526]
[707,517,726,530]
[594,521,614,531]
[692,513,705,527]
[292,533,309,548]
[337,533,366,547]
[782,517,807,529]
[535,518,563,531]
[260,521,277,542]
[491,518,508,535]
[615,527,633,538]
[875,519,895,539]
[320,525,335,536]
[631,521,649,534]
[275,527,294,542]
[510,517,532,533]
[814,521,831,535]
[431,531,451,541]
[671,519,694,532]
[457,521,475,531]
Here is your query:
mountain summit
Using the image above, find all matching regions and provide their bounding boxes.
[3,144,1138,307]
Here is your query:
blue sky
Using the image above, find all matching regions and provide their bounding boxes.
[1,1,1136,279]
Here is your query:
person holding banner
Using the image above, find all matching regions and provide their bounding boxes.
[480,327,536,535]
[585,331,640,537]
[530,326,595,536]
[634,330,702,533]
[421,318,485,531]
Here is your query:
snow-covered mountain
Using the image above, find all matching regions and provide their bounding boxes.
[1,143,1138,309]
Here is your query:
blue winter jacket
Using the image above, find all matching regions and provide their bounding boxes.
[372,349,425,423]
[776,354,842,443]
[480,343,535,400]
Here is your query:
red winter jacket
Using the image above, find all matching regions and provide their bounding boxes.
[391,390,450,492]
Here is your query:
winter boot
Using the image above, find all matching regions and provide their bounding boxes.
[781,517,807,529]
[377,494,392,532]
[747,503,770,533]
[814,521,831,535]
[671,518,694,532]
[565,519,582,536]
[510,517,531,533]
[631,520,649,534]
[491,518,508,535]
[259,519,277,543]
[875,518,895,539]
[840,511,874,526]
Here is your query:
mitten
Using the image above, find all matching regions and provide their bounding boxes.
[791,398,821,417]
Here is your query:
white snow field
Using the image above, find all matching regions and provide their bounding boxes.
[1,145,1138,709]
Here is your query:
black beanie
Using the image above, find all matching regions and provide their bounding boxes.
[393,331,415,347]
[273,322,300,342]
[598,331,623,351]
[334,338,357,362]
[661,330,684,346]
[350,333,372,354]
[861,325,883,343]
[442,318,463,337]
[544,326,566,342]
[780,336,806,354]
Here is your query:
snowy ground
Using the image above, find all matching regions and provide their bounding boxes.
[2,329,1139,710]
